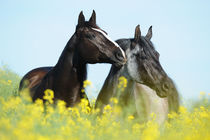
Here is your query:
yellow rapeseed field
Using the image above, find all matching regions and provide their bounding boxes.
[0,66,209,140]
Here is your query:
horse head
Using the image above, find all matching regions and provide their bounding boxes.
[117,25,174,97]
[74,10,126,67]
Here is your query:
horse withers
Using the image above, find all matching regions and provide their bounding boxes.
[95,25,179,124]
[19,10,126,107]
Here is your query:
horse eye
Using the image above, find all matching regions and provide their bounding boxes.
[135,53,140,58]
[92,34,96,38]
[140,51,147,60]
[140,55,147,60]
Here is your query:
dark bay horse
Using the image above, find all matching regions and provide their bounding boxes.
[19,11,126,107]
[95,25,179,124]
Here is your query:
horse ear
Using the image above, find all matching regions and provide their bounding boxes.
[134,25,141,42]
[78,11,85,27]
[89,10,96,25]
[146,26,152,40]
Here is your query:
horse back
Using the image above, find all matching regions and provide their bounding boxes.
[19,67,52,92]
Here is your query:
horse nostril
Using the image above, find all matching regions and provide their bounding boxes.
[115,50,124,61]
[162,83,169,91]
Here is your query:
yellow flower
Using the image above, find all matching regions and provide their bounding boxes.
[69,107,80,117]
[57,100,66,114]
[35,99,44,106]
[142,121,160,140]
[168,113,174,119]
[83,80,92,88]
[7,80,12,84]
[103,104,112,114]
[1,67,210,140]
[80,98,89,106]
[179,106,187,114]
[79,99,91,114]
[200,106,205,110]
[128,115,134,120]
[110,97,118,104]
[43,89,54,104]
[118,76,127,91]
[81,80,92,93]
[104,104,112,111]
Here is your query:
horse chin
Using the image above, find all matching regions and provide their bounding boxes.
[145,84,169,98]
[113,58,127,68]
[113,62,125,68]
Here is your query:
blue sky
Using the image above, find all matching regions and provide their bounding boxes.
[0,0,210,99]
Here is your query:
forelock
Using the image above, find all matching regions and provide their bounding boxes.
[116,39,131,52]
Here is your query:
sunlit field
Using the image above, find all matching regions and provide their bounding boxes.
[0,66,209,140]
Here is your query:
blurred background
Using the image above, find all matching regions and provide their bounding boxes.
[0,0,209,99]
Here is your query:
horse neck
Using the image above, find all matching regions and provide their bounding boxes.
[96,65,135,108]
[54,34,87,90]
[96,66,121,108]
[135,83,170,124]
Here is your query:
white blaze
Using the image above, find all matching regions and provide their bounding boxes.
[91,28,126,59]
